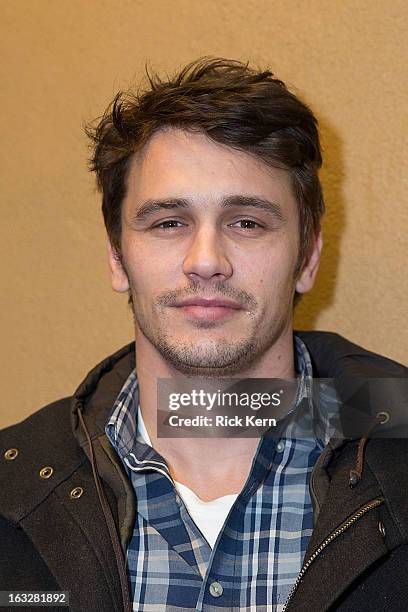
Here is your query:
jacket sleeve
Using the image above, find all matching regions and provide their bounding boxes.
[0,514,60,590]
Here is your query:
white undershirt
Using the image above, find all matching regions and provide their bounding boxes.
[137,405,238,548]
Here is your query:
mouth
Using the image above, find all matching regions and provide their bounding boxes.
[171,297,243,322]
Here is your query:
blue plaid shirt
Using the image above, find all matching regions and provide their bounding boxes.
[106,335,338,611]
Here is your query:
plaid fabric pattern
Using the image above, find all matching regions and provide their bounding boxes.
[106,335,340,611]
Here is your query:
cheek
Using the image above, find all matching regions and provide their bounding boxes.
[238,241,298,290]
[122,241,180,294]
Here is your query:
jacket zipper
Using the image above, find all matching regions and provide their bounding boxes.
[282,496,384,611]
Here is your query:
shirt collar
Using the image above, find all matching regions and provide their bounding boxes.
[106,333,336,462]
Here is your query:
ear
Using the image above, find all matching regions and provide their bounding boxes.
[107,239,129,293]
[295,230,323,294]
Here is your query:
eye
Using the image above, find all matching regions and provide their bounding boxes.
[152,219,186,229]
[229,219,263,230]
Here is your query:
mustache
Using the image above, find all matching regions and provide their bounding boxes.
[156,279,258,311]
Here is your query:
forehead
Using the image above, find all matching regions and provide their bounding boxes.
[124,128,295,211]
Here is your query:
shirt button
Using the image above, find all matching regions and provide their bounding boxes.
[209,581,223,597]
[276,440,285,452]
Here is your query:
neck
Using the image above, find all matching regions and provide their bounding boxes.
[134,328,296,500]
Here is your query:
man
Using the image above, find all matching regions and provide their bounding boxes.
[1,58,407,612]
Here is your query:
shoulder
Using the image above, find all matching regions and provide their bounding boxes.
[0,341,136,525]
[296,330,407,377]
[0,397,85,523]
[366,438,408,541]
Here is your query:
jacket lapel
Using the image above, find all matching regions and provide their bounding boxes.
[286,440,394,611]
[285,499,388,611]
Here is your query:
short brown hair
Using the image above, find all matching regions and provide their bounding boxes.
[86,57,324,271]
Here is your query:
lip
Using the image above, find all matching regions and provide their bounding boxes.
[173,298,242,309]
[172,298,243,322]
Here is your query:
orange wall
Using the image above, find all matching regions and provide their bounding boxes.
[1,0,407,428]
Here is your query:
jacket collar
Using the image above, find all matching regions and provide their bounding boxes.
[71,342,136,447]
[71,330,407,446]
[70,331,408,546]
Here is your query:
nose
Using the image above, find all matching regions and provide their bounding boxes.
[182,223,233,282]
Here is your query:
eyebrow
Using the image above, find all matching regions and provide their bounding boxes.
[132,195,285,223]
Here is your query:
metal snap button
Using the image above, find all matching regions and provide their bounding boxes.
[39,466,54,479]
[378,521,386,538]
[276,440,285,452]
[4,448,19,460]
[209,581,223,598]
[69,487,84,499]
[377,411,390,424]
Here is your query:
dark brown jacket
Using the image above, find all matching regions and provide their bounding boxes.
[1,331,408,611]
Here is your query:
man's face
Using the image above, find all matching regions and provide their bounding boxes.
[108,128,321,376]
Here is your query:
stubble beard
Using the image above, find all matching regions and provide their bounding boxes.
[140,324,262,377]
[129,291,288,378]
